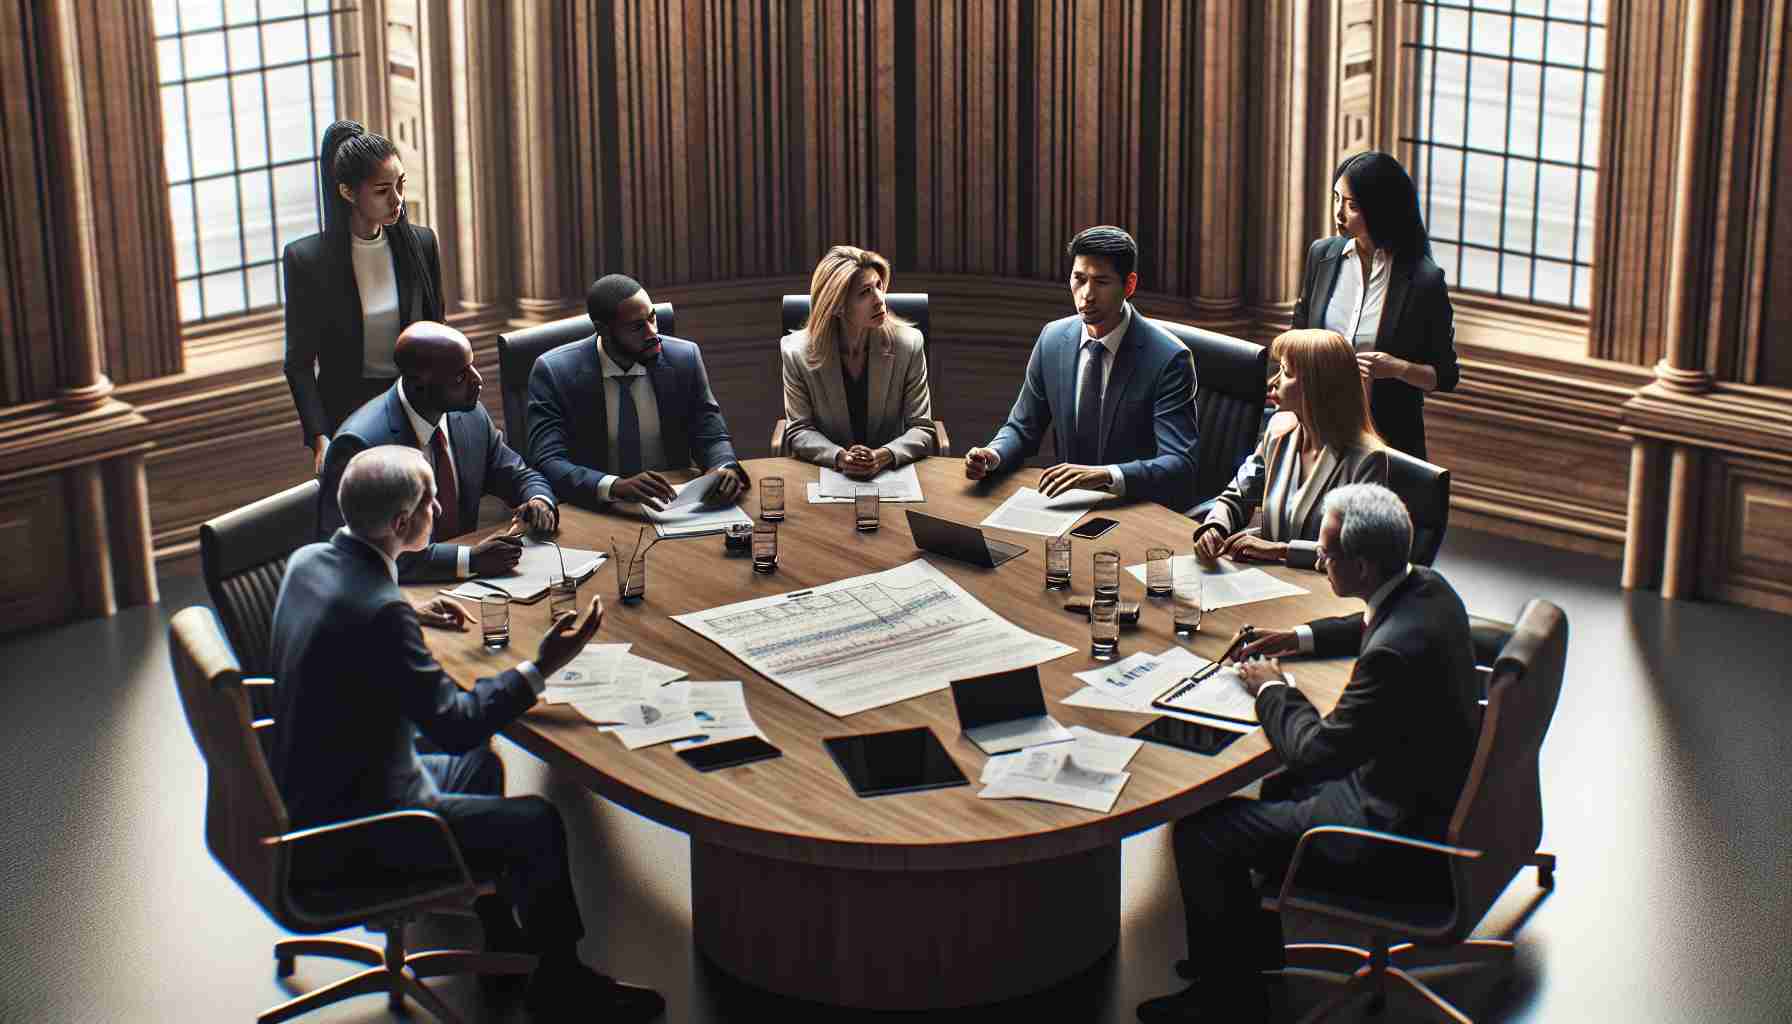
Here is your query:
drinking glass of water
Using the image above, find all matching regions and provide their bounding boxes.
[752,522,778,574]
[1045,533,1072,590]
[1146,547,1172,597]
[1090,597,1119,661]
[760,476,785,521]
[1093,549,1120,600]
[480,594,510,649]
[1172,558,1203,638]
[854,484,880,532]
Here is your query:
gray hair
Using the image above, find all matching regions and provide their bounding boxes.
[338,445,433,539]
[1322,482,1412,577]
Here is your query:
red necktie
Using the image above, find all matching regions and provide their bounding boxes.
[430,426,461,539]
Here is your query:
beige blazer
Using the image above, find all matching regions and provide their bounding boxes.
[1206,411,1389,569]
[780,325,936,467]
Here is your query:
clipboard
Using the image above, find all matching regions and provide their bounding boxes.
[1148,625,1260,725]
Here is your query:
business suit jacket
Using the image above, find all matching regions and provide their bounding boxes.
[1207,412,1390,569]
[1257,566,1481,839]
[780,325,936,467]
[988,313,1201,510]
[268,531,538,828]
[526,335,741,507]
[1291,237,1459,460]
[282,225,445,444]
[316,381,554,581]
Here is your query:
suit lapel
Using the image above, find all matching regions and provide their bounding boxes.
[814,343,850,439]
[383,384,410,443]
[446,410,476,525]
[1053,323,1078,458]
[868,344,896,442]
[1290,442,1346,538]
[646,353,680,462]
[1373,258,1416,355]
[1099,319,1141,460]
[582,339,610,458]
[1314,238,1348,325]
[337,232,366,368]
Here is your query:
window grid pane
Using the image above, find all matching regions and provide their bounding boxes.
[153,3,359,324]
[1401,0,1604,310]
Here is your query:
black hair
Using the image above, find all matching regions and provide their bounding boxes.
[1333,151,1431,259]
[318,120,441,321]
[1065,225,1138,279]
[587,274,645,330]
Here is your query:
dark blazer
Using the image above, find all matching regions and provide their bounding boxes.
[282,225,444,444]
[1256,565,1481,839]
[987,310,1201,510]
[268,531,538,828]
[1207,412,1390,569]
[316,381,554,581]
[1291,237,1459,460]
[526,335,741,507]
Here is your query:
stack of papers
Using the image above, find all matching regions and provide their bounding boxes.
[642,479,754,538]
[599,681,764,750]
[979,725,1144,781]
[539,644,689,728]
[441,537,606,603]
[1122,556,1309,609]
[979,487,1108,537]
[815,464,925,501]
[978,744,1132,813]
[1060,648,1260,733]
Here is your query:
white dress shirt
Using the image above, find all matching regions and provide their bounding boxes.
[593,342,668,502]
[351,227,402,377]
[397,379,471,579]
[983,303,1133,492]
[339,527,544,695]
[1322,243,1392,351]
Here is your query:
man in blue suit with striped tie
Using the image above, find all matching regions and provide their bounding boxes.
[964,226,1200,511]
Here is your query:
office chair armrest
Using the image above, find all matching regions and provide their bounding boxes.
[932,419,951,458]
[270,808,476,889]
[1274,825,1481,909]
[770,419,789,456]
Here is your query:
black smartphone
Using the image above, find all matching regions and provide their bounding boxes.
[675,735,783,772]
[1069,516,1120,540]
[1132,717,1246,756]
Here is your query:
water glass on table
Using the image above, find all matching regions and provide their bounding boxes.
[752,522,778,574]
[1045,533,1072,590]
[617,551,647,604]
[1093,549,1120,600]
[1146,547,1173,597]
[1090,597,1120,661]
[480,594,510,649]
[854,484,880,532]
[760,476,785,521]
[547,576,579,621]
[1172,558,1203,638]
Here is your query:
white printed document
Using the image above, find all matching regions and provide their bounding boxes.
[977,747,1131,813]
[1123,557,1309,609]
[980,726,1143,782]
[441,538,606,603]
[539,642,631,705]
[817,463,924,501]
[602,681,762,750]
[672,559,1076,717]
[1061,648,1260,733]
[979,487,1108,537]
[1152,664,1260,726]
[642,480,754,538]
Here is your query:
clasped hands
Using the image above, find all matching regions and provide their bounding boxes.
[835,445,893,479]
[1193,526,1286,565]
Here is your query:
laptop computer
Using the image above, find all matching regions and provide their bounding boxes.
[949,666,1075,756]
[906,510,1027,569]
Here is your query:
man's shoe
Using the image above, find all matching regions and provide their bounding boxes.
[1136,982,1267,1024]
[525,961,664,1022]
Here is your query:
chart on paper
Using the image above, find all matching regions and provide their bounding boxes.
[673,559,1075,717]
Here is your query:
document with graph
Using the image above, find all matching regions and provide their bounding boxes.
[671,558,1076,717]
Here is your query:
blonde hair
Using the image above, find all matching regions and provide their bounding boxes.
[1269,329,1384,453]
[802,245,914,368]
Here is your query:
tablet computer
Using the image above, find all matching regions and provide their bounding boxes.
[1131,717,1247,757]
[823,726,970,798]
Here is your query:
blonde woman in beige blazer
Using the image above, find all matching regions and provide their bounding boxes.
[1194,329,1389,570]
[781,245,936,475]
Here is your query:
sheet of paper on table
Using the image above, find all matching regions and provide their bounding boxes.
[600,681,762,750]
[1061,648,1260,733]
[817,463,925,501]
[977,746,1131,813]
[440,538,607,603]
[1153,664,1260,725]
[980,726,1144,783]
[1123,556,1310,609]
[643,480,755,538]
[539,642,631,704]
[978,486,1109,537]
[672,558,1076,717]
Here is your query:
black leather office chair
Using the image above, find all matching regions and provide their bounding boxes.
[169,607,534,1024]
[1148,320,1268,513]
[495,304,677,461]
[201,479,322,719]
[1386,447,1451,567]
[1266,599,1564,1022]
[772,293,950,456]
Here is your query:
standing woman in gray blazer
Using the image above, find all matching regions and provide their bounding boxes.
[1193,329,1389,570]
[283,121,444,473]
[780,245,936,477]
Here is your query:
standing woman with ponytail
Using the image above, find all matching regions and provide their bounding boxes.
[283,121,444,473]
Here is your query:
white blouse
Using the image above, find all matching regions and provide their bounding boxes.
[1322,244,1392,351]
[351,228,401,378]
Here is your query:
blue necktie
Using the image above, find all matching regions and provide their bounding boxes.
[615,374,642,478]
[1073,339,1106,465]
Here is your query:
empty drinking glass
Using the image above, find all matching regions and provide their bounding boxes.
[1090,598,1119,660]
[1146,547,1173,597]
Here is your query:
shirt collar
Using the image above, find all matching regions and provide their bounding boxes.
[1365,564,1412,625]
[1083,301,1134,355]
[395,377,445,450]
[597,340,648,379]
[338,527,399,583]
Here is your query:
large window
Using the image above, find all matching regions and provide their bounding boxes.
[154,1,359,324]
[1402,0,1606,310]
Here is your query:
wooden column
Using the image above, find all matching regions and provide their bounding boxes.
[1620,440,1664,590]
[106,449,158,608]
[1659,446,1702,599]
[510,0,575,318]
[1246,0,1323,337]
[445,0,514,313]
[1654,0,1719,396]
[68,462,117,618]
[1186,1,1249,332]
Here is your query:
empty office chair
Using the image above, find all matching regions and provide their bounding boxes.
[169,607,533,1023]
[771,293,950,456]
[495,304,677,461]
[1148,320,1268,514]
[202,479,321,720]
[1386,447,1451,566]
[1266,598,1565,1022]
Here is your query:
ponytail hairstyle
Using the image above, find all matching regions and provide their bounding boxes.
[318,120,442,321]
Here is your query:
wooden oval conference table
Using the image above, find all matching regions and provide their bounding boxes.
[407,456,1359,1010]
